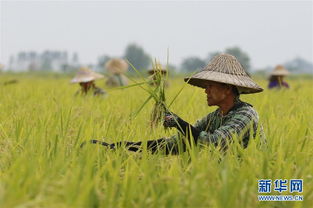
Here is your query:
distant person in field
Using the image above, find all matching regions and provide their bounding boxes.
[268,65,290,89]
[105,58,129,87]
[148,63,169,87]
[88,54,264,154]
[71,67,107,96]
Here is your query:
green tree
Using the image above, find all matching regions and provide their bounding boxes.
[284,57,313,74]
[181,57,206,72]
[225,47,251,72]
[124,43,151,72]
[97,55,111,69]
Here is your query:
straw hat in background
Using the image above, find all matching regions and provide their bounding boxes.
[71,67,104,83]
[270,65,289,76]
[105,58,128,74]
[148,68,168,75]
[184,53,263,94]
[148,63,168,75]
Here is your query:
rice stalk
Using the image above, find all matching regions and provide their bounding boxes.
[149,60,168,128]
[122,58,195,129]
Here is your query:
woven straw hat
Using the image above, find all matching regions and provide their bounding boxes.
[71,67,104,83]
[270,65,289,76]
[184,53,263,94]
[105,58,128,74]
[148,63,168,75]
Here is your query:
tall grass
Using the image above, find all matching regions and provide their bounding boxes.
[0,74,312,208]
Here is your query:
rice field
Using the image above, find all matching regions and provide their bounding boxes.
[0,73,312,208]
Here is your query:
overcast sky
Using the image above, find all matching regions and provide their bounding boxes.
[1,0,312,70]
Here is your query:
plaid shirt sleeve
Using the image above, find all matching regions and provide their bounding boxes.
[194,111,216,132]
[197,105,259,146]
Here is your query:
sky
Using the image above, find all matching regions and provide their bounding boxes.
[0,0,312,70]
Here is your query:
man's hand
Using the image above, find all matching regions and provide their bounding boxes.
[163,111,200,143]
[163,111,181,128]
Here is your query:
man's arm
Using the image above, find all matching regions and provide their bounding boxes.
[163,112,201,144]
[197,107,258,147]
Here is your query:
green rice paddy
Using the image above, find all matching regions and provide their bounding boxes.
[0,74,312,208]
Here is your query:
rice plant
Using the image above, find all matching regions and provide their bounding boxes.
[0,73,312,208]
[148,61,168,128]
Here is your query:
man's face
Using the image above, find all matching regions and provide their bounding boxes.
[79,81,93,89]
[204,81,232,106]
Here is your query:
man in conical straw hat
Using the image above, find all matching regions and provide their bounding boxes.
[87,54,264,154]
[71,67,107,96]
[105,58,129,87]
[268,65,290,89]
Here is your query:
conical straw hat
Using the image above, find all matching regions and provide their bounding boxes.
[270,65,289,76]
[148,63,168,75]
[71,67,104,83]
[184,53,263,94]
[105,58,128,74]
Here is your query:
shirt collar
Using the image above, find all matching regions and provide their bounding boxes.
[217,97,249,117]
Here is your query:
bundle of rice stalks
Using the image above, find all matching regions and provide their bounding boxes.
[149,61,168,128]
[121,56,192,129]
[120,59,168,128]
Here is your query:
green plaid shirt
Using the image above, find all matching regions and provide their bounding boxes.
[167,99,263,149]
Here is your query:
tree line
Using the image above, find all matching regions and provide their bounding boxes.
[98,43,251,73]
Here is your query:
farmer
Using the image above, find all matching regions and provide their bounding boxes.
[89,54,264,154]
[268,65,290,89]
[105,58,129,87]
[71,67,107,96]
